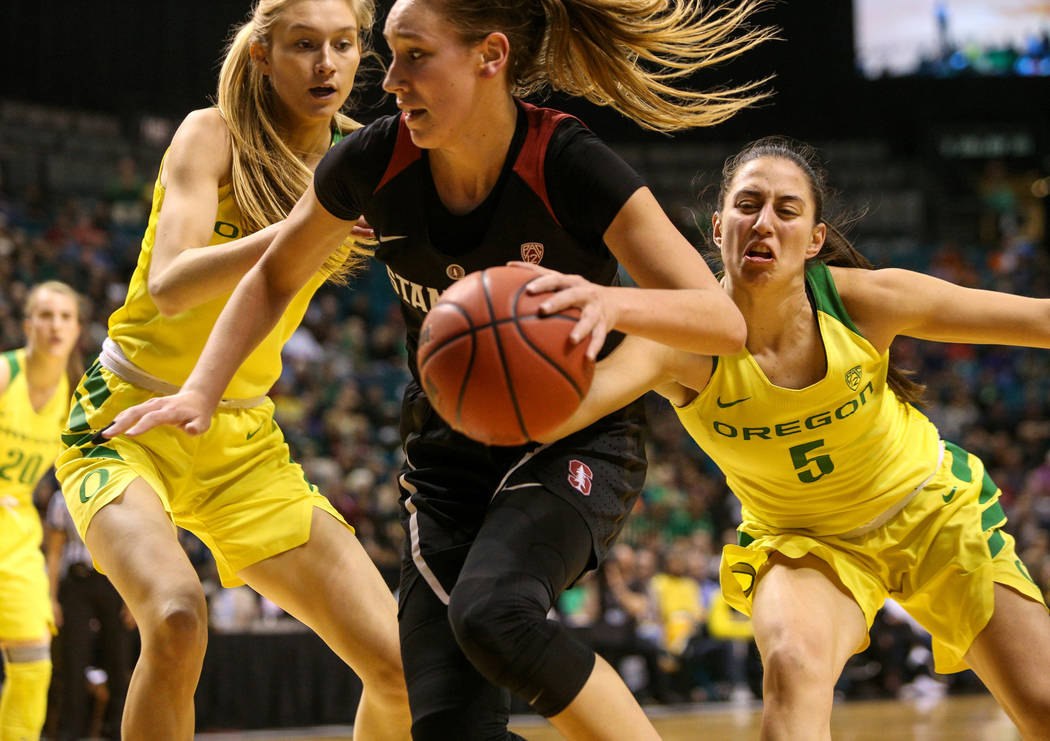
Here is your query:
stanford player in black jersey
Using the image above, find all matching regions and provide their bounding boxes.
[106,1,772,738]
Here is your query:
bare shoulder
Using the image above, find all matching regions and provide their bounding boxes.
[162,108,233,186]
[830,265,917,351]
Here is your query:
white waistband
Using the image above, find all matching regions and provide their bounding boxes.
[99,337,267,409]
[834,441,946,540]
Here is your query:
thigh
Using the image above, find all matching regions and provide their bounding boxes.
[965,584,1050,716]
[237,508,401,678]
[83,477,201,618]
[459,487,594,602]
[751,553,868,677]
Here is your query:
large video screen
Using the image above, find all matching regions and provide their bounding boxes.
[854,0,1050,78]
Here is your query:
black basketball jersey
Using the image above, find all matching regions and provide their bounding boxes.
[314,101,645,378]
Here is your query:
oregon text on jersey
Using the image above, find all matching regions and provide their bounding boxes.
[710,379,875,441]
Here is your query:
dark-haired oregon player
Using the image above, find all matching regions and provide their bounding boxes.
[53,1,410,739]
[0,282,82,741]
[101,0,778,738]
[528,137,1050,740]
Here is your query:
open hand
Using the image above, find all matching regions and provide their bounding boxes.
[507,261,618,360]
[102,389,215,439]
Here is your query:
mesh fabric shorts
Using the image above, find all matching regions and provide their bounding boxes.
[56,360,349,587]
[720,441,1045,673]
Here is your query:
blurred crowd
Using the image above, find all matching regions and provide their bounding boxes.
[2,111,1049,719]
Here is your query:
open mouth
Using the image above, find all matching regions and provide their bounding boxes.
[309,85,337,100]
[744,244,774,262]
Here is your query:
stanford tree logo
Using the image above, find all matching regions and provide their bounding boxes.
[567,459,593,495]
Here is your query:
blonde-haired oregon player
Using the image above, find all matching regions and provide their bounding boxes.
[0,282,82,741]
[53,1,410,739]
[523,137,1050,740]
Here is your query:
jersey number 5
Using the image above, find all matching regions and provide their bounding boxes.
[789,440,834,483]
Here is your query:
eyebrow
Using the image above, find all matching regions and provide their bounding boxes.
[287,23,357,34]
[383,28,427,42]
[735,188,805,204]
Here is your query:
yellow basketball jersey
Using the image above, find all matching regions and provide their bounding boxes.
[106,157,331,399]
[675,262,941,536]
[0,349,69,507]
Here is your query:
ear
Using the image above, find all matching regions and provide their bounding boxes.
[712,211,723,246]
[476,32,511,80]
[250,41,271,76]
[807,221,827,259]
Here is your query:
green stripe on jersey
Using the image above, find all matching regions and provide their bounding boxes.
[805,262,862,337]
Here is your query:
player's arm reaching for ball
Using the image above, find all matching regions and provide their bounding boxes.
[104,184,355,437]
[534,333,712,444]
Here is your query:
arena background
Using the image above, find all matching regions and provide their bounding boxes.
[1,0,1049,736]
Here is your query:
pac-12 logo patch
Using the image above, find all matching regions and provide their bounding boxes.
[845,365,862,391]
[520,242,544,264]
[567,459,593,495]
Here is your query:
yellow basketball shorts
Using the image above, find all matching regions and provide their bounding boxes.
[55,360,350,587]
[719,440,1046,674]
[0,505,54,640]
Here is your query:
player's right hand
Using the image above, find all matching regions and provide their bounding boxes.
[102,389,215,438]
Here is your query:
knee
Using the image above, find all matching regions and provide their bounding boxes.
[760,636,837,703]
[448,579,543,681]
[361,655,408,707]
[142,588,207,662]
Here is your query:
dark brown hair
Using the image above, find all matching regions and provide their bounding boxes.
[715,136,926,406]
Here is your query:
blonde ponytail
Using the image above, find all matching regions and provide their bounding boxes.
[438,0,775,133]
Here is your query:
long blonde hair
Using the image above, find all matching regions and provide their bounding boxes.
[24,281,85,390]
[215,0,376,278]
[436,0,776,133]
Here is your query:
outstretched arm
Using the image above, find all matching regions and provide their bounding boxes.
[105,184,355,437]
[834,266,1050,352]
[535,335,702,443]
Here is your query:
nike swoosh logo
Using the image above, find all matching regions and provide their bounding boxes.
[377,234,408,243]
[716,396,751,408]
[246,425,264,441]
[942,486,958,503]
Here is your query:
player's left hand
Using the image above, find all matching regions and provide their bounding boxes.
[506,261,618,360]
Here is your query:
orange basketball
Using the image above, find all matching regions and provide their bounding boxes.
[417,265,594,446]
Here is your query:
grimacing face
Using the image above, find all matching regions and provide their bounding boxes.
[713,156,826,282]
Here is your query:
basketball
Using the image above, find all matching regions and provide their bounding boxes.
[417,265,595,446]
